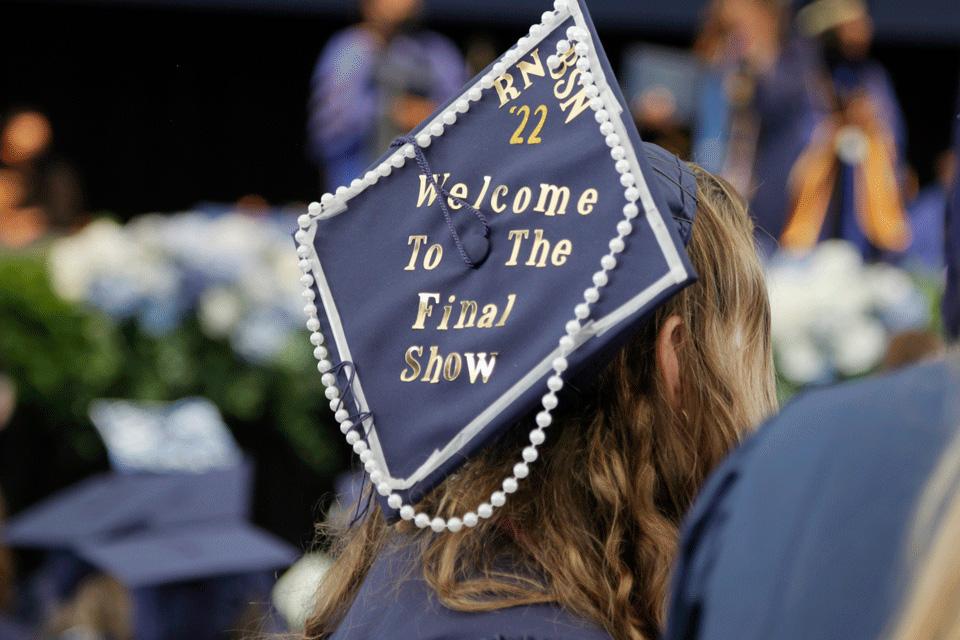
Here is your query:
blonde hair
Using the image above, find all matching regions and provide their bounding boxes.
[304,165,777,640]
[46,574,133,640]
[890,411,960,640]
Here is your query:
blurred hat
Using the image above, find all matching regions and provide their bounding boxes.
[796,0,869,36]
[665,358,960,640]
[293,0,699,532]
[76,521,295,588]
[2,464,252,549]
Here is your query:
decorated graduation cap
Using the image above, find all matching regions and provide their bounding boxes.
[293,0,698,533]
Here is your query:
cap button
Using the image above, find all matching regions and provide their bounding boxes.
[461,226,491,268]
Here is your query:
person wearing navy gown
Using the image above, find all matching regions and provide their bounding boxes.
[664,356,960,640]
[293,2,780,637]
[307,0,466,191]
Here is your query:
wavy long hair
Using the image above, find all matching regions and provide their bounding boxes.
[304,166,777,640]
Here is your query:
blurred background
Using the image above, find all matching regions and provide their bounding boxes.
[1,0,958,637]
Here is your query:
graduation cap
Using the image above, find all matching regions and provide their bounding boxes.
[2,464,252,549]
[75,521,296,588]
[665,358,960,640]
[293,0,698,532]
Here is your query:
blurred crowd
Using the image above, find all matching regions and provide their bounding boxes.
[0,0,957,638]
[307,0,957,270]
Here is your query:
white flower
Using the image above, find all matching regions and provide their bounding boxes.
[777,337,830,385]
[832,317,887,376]
[198,288,244,338]
[272,554,332,631]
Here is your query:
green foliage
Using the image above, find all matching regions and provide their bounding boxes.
[0,247,336,473]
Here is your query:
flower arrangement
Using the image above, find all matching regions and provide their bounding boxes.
[0,210,340,490]
[48,211,305,364]
[767,240,939,389]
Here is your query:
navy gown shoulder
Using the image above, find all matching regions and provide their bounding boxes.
[330,541,612,640]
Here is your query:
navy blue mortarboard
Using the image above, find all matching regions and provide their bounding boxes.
[293,0,698,532]
[75,521,296,588]
[665,358,960,640]
[2,464,252,548]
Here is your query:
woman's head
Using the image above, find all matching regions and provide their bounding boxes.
[305,164,776,640]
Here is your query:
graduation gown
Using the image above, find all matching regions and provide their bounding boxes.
[331,542,612,640]
[665,359,960,640]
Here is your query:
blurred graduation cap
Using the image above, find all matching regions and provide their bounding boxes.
[76,521,296,589]
[2,465,252,549]
[665,358,960,640]
[293,0,699,532]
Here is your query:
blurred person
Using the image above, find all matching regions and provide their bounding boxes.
[693,0,822,255]
[625,45,701,158]
[881,329,945,371]
[307,0,467,190]
[44,574,132,640]
[0,109,83,247]
[664,356,959,640]
[463,35,499,77]
[781,0,909,260]
[900,151,955,272]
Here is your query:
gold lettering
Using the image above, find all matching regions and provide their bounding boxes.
[416,173,451,207]
[525,228,550,267]
[454,300,478,329]
[513,187,533,213]
[421,346,444,384]
[560,87,592,124]
[465,352,498,384]
[400,346,423,382]
[552,239,573,266]
[534,183,571,216]
[577,188,599,215]
[553,68,582,100]
[405,235,428,271]
[494,73,521,107]
[517,48,546,88]
[496,294,517,327]
[448,182,469,210]
[438,295,455,331]
[424,244,442,270]
[477,304,498,328]
[473,175,492,209]
[491,185,509,213]
[412,292,439,329]
[506,229,529,266]
[443,353,463,381]
[549,47,578,80]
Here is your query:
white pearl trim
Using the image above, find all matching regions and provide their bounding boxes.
[293,4,656,533]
